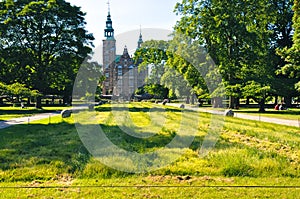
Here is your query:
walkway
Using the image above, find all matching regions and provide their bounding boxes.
[168,103,300,128]
[0,112,60,130]
[1,104,299,129]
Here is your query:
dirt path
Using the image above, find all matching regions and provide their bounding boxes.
[0,112,60,129]
[168,103,300,128]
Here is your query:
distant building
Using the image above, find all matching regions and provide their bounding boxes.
[102,5,147,99]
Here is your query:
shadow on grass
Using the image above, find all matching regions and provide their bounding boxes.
[0,122,91,181]
[1,117,297,179]
[0,119,206,180]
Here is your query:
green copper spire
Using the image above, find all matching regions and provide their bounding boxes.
[104,0,114,38]
[137,26,143,49]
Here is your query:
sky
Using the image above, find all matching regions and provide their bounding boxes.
[67,0,180,56]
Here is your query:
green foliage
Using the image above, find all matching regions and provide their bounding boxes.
[278,0,300,91]
[242,81,271,102]
[144,84,169,99]
[0,0,94,101]
[72,55,104,101]
[167,34,211,98]
[174,0,296,110]
[0,82,41,103]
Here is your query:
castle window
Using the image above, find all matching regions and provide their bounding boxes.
[118,65,122,76]
[105,72,109,78]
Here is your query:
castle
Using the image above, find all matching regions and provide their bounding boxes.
[102,4,147,99]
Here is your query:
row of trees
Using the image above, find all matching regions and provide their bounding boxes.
[135,0,300,112]
[1,0,300,112]
[0,0,94,108]
[0,82,40,105]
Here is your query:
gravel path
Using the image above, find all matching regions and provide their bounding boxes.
[168,103,300,128]
[0,112,60,130]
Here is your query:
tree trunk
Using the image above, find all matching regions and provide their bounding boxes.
[35,96,42,109]
[27,97,31,106]
[0,98,3,105]
[234,97,240,109]
[191,94,195,105]
[186,95,190,104]
[207,99,211,105]
[284,96,292,108]
[212,97,223,108]
[228,96,239,109]
[52,95,55,104]
[258,98,266,112]
[274,95,278,105]
[63,95,72,106]
[246,97,250,106]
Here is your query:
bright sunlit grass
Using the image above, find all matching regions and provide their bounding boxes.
[1,102,300,198]
[0,106,69,121]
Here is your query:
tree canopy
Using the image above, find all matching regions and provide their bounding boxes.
[279,0,300,92]
[172,0,297,111]
[0,0,94,107]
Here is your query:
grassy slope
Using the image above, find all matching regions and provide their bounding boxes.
[0,103,300,198]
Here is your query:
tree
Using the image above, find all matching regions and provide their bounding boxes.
[160,66,192,100]
[0,82,41,105]
[278,0,300,95]
[174,0,291,111]
[135,39,207,102]
[0,0,94,108]
[267,0,297,107]
[134,40,170,99]
[72,55,104,102]
[134,40,168,84]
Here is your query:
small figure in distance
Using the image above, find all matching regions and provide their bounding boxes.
[279,104,285,110]
[274,104,279,111]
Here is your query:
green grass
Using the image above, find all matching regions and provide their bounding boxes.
[233,107,300,121]
[1,102,300,198]
[0,106,68,121]
[196,105,300,121]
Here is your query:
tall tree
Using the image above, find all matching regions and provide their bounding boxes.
[134,39,208,102]
[174,0,290,111]
[0,0,94,108]
[278,0,300,96]
[268,0,297,107]
[166,33,212,104]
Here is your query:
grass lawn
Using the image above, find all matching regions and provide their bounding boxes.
[196,105,300,121]
[233,107,300,121]
[0,102,300,198]
[0,106,69,121]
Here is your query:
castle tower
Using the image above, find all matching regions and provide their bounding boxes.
[137,26,143,49]
[136,28,147,87]
[102,1,116,95]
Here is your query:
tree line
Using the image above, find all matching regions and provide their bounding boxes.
[1,0,300,112]
[135,0,300,112]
